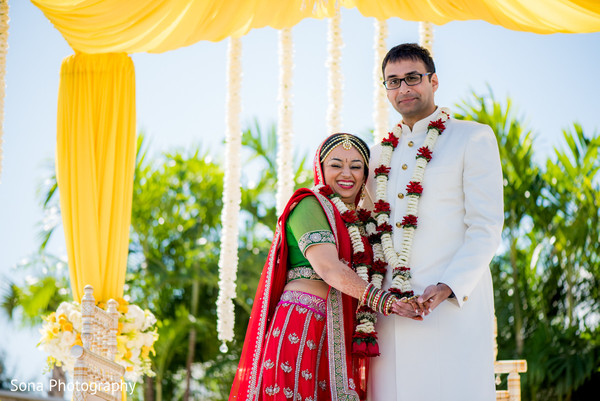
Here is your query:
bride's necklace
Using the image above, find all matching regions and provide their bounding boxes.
[372,108,450,297]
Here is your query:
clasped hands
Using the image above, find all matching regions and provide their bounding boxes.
[389,283,453,320]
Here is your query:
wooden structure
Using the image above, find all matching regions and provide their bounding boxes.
[494,317,528,401]
[70,285,125,401]
[0,391,64,401]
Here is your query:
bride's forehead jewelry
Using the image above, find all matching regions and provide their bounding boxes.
[319,134,369,167]
[342,134,353,150]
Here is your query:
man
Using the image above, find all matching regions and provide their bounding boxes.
[365,43,504,400]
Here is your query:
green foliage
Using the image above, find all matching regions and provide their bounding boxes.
[456,89,600,401]
[1,254,70,326]
[524,324,600,400]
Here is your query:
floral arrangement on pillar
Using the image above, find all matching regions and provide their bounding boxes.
[216,37,243,352]
[38,298,158,382]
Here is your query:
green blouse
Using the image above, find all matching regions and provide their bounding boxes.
[285,196,336,282]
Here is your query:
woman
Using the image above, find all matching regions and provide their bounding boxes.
[229,133,402,401]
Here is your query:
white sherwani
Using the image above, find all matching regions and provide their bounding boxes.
[365,107,504,401]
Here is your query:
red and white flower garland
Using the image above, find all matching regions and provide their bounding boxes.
[374,108,450,298]
[316,184,380,356]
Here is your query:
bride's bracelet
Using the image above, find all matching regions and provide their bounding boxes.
[360,283,396,316]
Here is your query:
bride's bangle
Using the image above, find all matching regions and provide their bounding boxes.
[360,283,375,307]
[379,292,396,316]
[360,283,396,316]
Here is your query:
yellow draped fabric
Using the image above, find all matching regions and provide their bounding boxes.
[33,0,600,54]
[37,0,599,308]
[56,53,136,303]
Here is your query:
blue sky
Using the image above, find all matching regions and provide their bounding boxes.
[1,0,599,385]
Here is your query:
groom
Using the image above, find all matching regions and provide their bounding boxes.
[365,43,504,400]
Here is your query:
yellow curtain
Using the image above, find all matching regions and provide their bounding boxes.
[56,53,136,304]
[32,0,600,54]
[37,0,599,305]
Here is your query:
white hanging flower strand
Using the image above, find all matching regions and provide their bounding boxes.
[276,27,295,216]
[216,37,243,352]
[419,22,435,58]
[0,0,8,182]
[374,108,450,297]
[372,18,389,143]
[326,7,343,134]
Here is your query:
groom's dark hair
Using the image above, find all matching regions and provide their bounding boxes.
[381,43,436,78]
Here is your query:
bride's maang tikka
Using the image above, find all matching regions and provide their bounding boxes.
[319,133,370,167]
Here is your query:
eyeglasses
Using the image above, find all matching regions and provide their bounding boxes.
[383,73,433,90]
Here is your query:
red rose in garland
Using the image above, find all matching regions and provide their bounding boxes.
[401,214,418,228]
[381,131,399,148]
[428,118,446,133]
[416,146,433,162]
[374,165,391,177]
[341,210,359,224]
[374,200,391,214]
[406,181,423,196]
[318,185,334,197]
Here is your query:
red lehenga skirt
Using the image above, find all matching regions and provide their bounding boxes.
[257,290,330,401]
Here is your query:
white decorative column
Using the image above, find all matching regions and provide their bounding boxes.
[0,0,8,182]
[373,19,389,143]
[326,7,343,135]
[419,21,434,57]
[276,28,294,216]
[216,37,243,351]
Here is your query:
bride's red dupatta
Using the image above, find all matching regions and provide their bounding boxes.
[229,136,368,401]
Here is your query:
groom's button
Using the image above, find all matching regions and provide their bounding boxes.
[408,141,414,147]
[402,164,408,170]
[397,193,404,199]
[396,222,402,228]
[463,296,469,302]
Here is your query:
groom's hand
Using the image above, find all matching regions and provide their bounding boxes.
[390,299,424,321]
[417,283,453,313]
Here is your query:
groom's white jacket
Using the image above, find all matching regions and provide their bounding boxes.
[364,107,503,401]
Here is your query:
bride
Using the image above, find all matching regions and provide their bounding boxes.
[229,133,418,401]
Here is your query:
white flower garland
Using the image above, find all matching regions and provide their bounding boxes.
[419,22,435,58]
[326,7,343,134]
[0,0,8,182]
[375,108,450,296]
[276,27,295,216]
[314,184,379,339]
[216,37,243,351]
[372,19,389,143]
